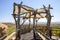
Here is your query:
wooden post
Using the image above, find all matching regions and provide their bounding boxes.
[13,2,18,40]
[16,2,22,40]
[46,14,52,38]
[46,5,52,38]
[29,12,31,31]
[33,11,37,40]
[43,4,53,39]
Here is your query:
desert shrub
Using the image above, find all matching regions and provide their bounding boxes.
[0,23,8,37]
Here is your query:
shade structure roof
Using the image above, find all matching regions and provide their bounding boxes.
[14,5,33,15]
[24,13,46,19]
[14,4,46,14]
[13,4,49,19]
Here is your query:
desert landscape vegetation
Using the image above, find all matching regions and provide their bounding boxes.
[1,22,60,37]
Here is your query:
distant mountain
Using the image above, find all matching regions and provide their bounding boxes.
[1,22,60,25]
[2,22,15,25]
[51,22,60,24]
[38,22,60,24]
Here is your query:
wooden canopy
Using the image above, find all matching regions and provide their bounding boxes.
[13,3,53,19]
[14,4,46,14]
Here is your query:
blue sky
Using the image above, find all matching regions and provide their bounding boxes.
[0,0,60,23]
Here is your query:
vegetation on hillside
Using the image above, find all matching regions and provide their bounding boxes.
[6,23,16,35]
[5,23,60,36]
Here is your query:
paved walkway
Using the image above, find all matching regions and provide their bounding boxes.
[4,30,48,40]
[21,30,33,40]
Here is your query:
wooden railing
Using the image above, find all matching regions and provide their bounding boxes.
[35,29,52,40]
[4,32,16,40]
[0,35,7,40]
